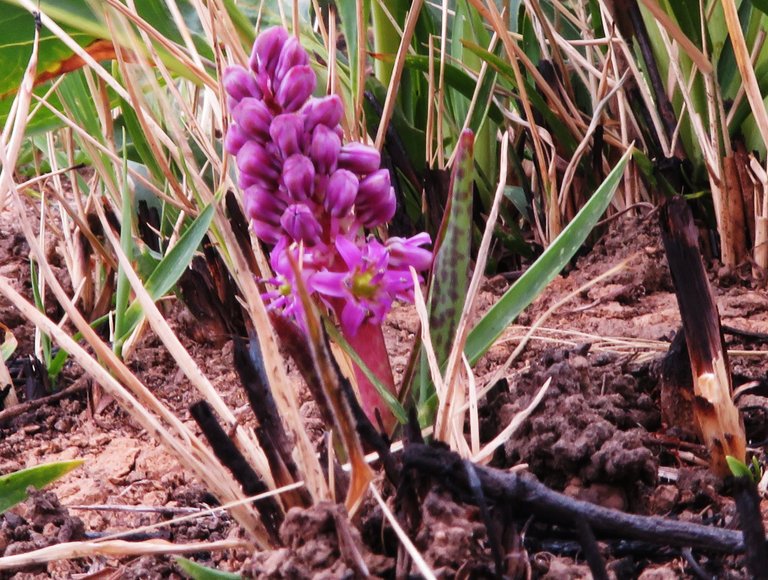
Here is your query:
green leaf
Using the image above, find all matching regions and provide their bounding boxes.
[114,139,134,356]
[428,129,475,368]
[403,55,504,125]
[118,201,216,342]
[0,0,218,131]
[0,460,83,513]
[750,0,768,17]
[461,41,577,153]
[176,557,241,579]
[465,148,632,364]
[337,0,370,118]
[0,324,18,362]
[726,455,754,481]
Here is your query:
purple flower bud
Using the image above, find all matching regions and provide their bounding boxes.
[270,113,305,158]
[282,154,315,201]
[310,125,341,174]
[338,143,381,175]
[324,170,358,217]
[232,97,272,140]
[225,124,248,155]
[303,95,344,131]
[281,203,322,244]
[250,26,289,77]
[244,184,288,224]
[356,169,391,206]
[356,173,396,227]
[386,233,433,271]
[237,141,280,186]
[275,36,310,85]
[276,65,316,112]
[252,218,283,245]
[223,66,261,104]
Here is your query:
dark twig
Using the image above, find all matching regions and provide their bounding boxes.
[681,548,713,580]
[402,443,748,553]
[464,460,504,579]
[575,518,609,580]
[189,400,282,544]
[233,334,310,509]
[0,380,88,424]
[732,476,768,578]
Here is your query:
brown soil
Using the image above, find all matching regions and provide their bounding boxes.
[1,207,767,578]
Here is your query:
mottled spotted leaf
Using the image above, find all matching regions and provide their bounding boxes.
[428,129,475,371]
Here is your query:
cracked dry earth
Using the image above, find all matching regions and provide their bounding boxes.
[1,209,768,578]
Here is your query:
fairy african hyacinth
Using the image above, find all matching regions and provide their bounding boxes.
[223,26,432,429]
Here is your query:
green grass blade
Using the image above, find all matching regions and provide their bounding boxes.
[29,261,52,368]
[465,148,632,365]
[114,135,133,355]
[0,460,83,513]
[118,202,215,342]
[176,557,240,579]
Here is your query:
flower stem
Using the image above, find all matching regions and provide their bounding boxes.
[341,318,397,434]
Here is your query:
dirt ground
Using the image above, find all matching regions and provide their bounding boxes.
[1,207,768,578]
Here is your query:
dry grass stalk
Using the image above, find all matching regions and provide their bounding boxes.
[370,484,437,580]
[0,539,247,570]
[472,377,551,465]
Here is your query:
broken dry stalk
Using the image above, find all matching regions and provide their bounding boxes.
[659,196,746,477]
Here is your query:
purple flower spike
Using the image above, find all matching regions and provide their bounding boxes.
[338,143,381,175]
[282,154,315,201]
[237,141,280,186]
[270,113,305,158]
[223,66,261,104]
[303,95,344,131]
[311,125,341,174]
[325,170,358,217]
[233,97,272,140]
[224,124,248,155]
[224,26,433,336]
[275,36,310,85]
[276,65,316,112]
[251,26,289,76]
[386,233,433,271]
[281,203,323,244]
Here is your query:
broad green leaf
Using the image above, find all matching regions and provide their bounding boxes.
[176,557,241,580]
[0,460,83,513]
[118,201,216,342]
[750,0,768,16]
[726,455,755,481]
[337,0,370,121]
[465,148,632,365]
[403,55,504,125]
[665,0,702,48]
